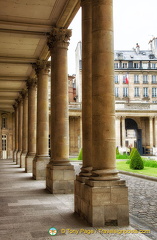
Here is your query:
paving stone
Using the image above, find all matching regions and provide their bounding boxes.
[0,159,154,240]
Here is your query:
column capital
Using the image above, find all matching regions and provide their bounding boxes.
[21,89,28,99]
[47,27,72,50]
[32,60,51,77]
[26,77,37,89]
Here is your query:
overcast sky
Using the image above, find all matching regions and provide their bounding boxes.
[68,0,157,75]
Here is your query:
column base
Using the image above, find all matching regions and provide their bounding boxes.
[25,153,35,173]
[75,176,129,227]
[33,156,50,180]
[46,163,75,194]
[20,152,27,168]
[17,150,22,165]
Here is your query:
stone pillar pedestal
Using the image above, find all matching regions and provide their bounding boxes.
[75,176,129,226]
[46,164,75,193]
[46,27,75,193]
[33,156,50,180]
[25,78,37,173]
[33,60,50,180]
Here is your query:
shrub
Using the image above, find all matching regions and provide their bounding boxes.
[78,148,82,160]
[116,147,120,155]
[130,148,144,170]
[129,147,136,159]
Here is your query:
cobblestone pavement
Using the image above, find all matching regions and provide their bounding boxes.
[120,174,157,230]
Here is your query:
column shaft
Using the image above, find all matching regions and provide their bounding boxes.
[33,60,50,180]
[21,91,28,168]
[79,0,92,177]
[25,78,37,173]
[14,104,18,163]
[122,117,126,148]
[17,99,23,166]
[154,117,157,148]
[91,0,118,179]
[115,116,121,147]
[149,117,153,148]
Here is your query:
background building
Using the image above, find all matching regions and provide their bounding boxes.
[75,39,157,155]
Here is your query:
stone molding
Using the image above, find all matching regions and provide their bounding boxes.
[47,27,72,50]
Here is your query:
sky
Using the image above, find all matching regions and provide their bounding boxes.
[68,0,157,75]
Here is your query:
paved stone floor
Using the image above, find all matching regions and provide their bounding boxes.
[0,159,156,240]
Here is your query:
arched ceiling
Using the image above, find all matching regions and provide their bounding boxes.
[0,0,80,112]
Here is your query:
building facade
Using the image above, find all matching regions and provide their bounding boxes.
[75,40,157,156]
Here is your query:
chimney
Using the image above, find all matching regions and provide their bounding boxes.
[136,43,140,54]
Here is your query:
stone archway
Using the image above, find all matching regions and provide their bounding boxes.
[125,118,142,154]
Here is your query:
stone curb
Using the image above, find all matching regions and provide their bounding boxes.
[119,170,157,182]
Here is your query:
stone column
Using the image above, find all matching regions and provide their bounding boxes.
[74,0,92,215]
[75,0,129,227]
[122,116,126,148]
[13,102,19,163]
[149,116,153,148]
[25,78,37,173]
[17,97,23,166]
[115,116,121,148]
[12,106,16,162]
[46,27,75,193]
[20,90,28,168]
[33,60,50,180]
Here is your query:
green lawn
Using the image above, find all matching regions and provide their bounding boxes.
[116,161,157,177]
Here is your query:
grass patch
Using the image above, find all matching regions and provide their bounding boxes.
[117,161,157,177]
[116,154,129,159]
[69,157,81,161]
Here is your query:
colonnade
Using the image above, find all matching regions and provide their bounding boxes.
[12,0,129,227]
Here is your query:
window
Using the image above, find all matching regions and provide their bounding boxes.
[134,87,140,97]
[115,87,119,97]
[143,87,148,97]
[2,135,6,151]
[123,87,128,97]
[122,63,127,68]
[152,88,157,97]
[114,75,119,83]
[152,75,157,83]
[151,63,156,69]
[2,117,6,128]
[134,75,139,83]
[114,63,119,69]
[143,75,148,84]
[142,63,148,69]
[134,62,139,68]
